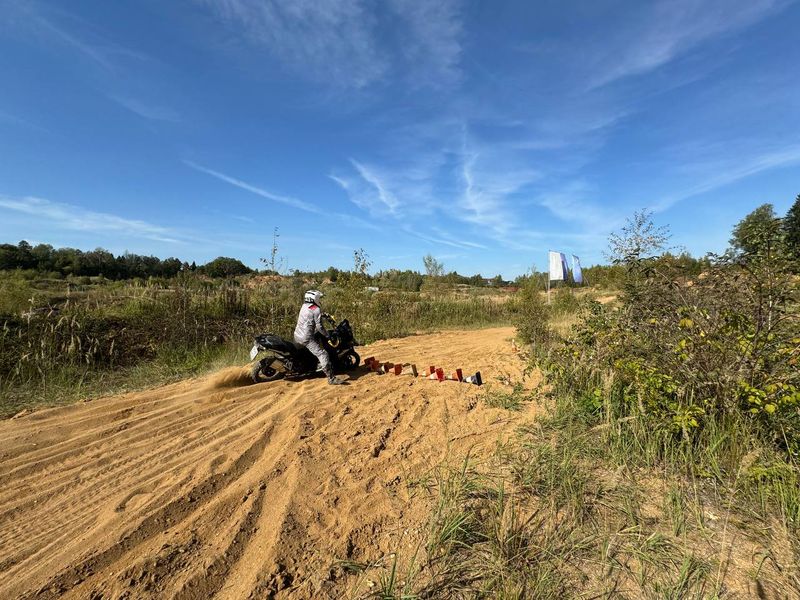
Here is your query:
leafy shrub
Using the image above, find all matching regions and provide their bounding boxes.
[550,287,581,316]
[513,278,551,350]
[537,212,800,461]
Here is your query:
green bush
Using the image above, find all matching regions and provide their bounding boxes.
[533,213,800,463]
[513,279,551,351]
[550,287,581,316]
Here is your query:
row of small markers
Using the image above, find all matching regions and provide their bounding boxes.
[362,357,482,386]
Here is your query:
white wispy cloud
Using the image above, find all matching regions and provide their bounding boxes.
[390,0,463,88]
[537,181,623,231]
[7,3,178,129]
[197,0,386,89]
[653,143,800,211]
[430,226,487,249]
[459,145,540,241]
[401,226,483,250]
[331,164,411,217]
[196,0,463,90]
[349,160,400,213]
[189,160,383,231]
[12,2,150,73]
[185,160,321,214]
[332,123,549,250]
[332,151,503,250]
[0,195,183,243]
[0,109,49,133]
[109,95,180,122]
[34,13,117,71]
[584,0,789,89]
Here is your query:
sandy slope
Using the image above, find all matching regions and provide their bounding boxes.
[0,327,536,599]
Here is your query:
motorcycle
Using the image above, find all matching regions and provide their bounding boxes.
[248,313,361,383]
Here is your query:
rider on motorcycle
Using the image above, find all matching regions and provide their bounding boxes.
[293,290,344,385]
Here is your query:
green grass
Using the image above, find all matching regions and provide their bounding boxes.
[339,261,800,596]
[363,380,800,598]
[483,383,533,411]
[0,342,246,418]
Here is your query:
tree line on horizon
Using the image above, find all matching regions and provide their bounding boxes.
[0,242,254,280]
[0,241,510,288]
[2,193,797,285]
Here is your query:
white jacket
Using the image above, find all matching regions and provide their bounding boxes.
[293,302,327,343]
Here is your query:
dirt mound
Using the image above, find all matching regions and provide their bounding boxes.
[0,327,536,599]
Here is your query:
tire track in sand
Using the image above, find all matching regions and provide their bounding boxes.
[21,423,275,599]
[0,327,536,599]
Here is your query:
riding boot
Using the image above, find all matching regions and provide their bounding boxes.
[325,365,343,385]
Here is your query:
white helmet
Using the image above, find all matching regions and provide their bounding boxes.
[304,289,323,306]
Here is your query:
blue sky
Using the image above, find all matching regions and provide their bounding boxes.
[1,0,799,277]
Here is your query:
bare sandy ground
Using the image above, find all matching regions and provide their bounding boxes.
[0,327,536,599]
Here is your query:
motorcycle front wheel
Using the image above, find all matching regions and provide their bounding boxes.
[342,350,361,370]
[251,359,284,383]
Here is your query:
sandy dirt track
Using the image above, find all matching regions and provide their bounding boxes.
[0,327,536,599]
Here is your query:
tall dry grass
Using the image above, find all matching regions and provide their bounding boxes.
[0,274,520,416]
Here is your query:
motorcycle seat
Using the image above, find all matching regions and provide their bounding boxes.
[258,334,307,354]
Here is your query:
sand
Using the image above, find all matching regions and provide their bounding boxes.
[0,327,537,599]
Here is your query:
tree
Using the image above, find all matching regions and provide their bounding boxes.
[607,210,671,264]
[468,273,485,287]
[730,203,781,256]
[54,247,82,275]
[0,244,19,270]
[203,257,252,278]
[31,244,55,272]
[82,248,116,277]
[353,248,371,276]
[259,228,285,276]
[160,258,183,278]
[325,266,340,282]
[783,194,800,260]
[259,228,288,332]
[607,210,672,309]
[422,254,444,278]
[335,249,372,323]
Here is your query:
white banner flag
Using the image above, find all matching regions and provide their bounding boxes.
[572,255,583,284]
[548,251,568,281]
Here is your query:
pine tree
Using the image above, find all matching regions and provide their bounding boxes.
[784,193,800,260]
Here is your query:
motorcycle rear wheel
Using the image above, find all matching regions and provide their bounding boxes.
[251,360,283,383]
